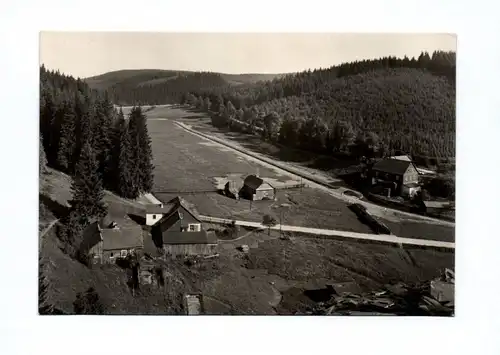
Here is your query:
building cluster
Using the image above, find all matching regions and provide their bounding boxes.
[79,196,217,266]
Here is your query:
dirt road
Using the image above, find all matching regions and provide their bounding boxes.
[198,215,455,250]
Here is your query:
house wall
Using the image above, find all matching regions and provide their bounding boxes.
[372,171,402,195]
[146,213,163,226]
[161,206,201,233]
[254,187,275,200]
[164,244,217,257]
[403,165,419,184]
[102,247,142,264]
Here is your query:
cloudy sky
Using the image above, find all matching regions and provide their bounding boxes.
[40,32,456,78]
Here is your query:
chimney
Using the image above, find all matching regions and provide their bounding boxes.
[158,203,163,208]
[256,168,260,178]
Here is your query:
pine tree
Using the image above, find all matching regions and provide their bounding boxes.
[56,102,77,172]
[74,93,93,167]
[128,106,154,194]
[93,97,114,188]
[127,108,142,197]
[39,135,47,176]
[116,115,135,198]
[70,141,107,220]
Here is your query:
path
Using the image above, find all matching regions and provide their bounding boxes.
[198,215,455,250]
[173,121,454,228]
[40,219,58,239]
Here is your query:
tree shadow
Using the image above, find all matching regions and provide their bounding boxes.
[39,193,70,219]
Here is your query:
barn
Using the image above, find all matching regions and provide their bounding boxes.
[151,196,218,257]
[240,174,275,201]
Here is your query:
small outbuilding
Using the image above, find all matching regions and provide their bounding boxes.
[240,174,275,201]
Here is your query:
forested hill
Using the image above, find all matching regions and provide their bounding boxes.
[85,69,285,105]
[185,51,456,165]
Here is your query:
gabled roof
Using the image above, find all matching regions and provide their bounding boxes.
[146,204,169,214]
[157,209,184,232]
[243,175,269,190]
[163,230,217,245]
[80,220,143,253]
[101,226,143,251]
[164,196,202,221]
[372,158,417,175]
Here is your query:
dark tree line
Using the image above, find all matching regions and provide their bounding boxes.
[183,51,456,167]
[103,71,230,105]
[40,66,155,256]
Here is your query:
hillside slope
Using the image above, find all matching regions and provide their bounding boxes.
[85,69,284,105]
[190,68,455,165]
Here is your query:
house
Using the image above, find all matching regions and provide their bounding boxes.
[370,157,421,198]
[80,214,144,264]
[239,174,275,201]
[145,203,169,226]
[151,196,218,256]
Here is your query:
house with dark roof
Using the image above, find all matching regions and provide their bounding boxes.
[240,174,275,201]
[151,196,217,257]
[80,214,144,264]
[370,157,421,198]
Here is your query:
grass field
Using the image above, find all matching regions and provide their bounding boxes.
[145,106,455,242]
[147,115,372,234]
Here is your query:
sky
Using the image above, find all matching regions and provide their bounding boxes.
[39,32,456,78]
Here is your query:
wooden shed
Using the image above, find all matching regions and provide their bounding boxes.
[240,174,275,201]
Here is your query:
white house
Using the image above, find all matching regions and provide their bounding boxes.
[145,203,169,226]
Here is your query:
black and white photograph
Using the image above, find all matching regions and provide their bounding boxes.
[38,32,457,316]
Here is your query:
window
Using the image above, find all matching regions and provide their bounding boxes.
[110,252,114,257]
[395,175,400,181]
[120,250,128,258]
[153,215,157,219]
[188,223,200,232]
